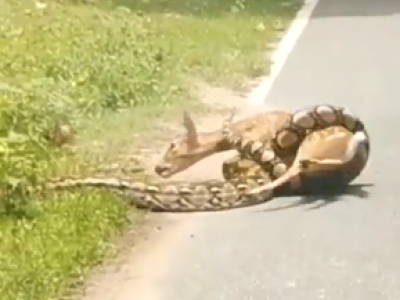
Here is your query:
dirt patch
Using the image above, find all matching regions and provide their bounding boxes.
[78,79,265,180]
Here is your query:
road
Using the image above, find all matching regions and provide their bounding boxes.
[155,0,400,299]
[88,0,400,299]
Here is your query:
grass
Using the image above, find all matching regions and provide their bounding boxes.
[0,0,302,299]
[0,193,143,300]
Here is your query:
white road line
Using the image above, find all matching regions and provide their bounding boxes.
[247,0,321,106]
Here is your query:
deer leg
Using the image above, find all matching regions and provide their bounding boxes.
[299,158,347,167]
[247,163,303,195]
[247,156,348,195]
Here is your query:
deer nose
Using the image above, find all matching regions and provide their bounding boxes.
[154,164,171,177]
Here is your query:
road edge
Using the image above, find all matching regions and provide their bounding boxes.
[247,0,320,106]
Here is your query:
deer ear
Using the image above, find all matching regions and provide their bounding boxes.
[182,110,199,147]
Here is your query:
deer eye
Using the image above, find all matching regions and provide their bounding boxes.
[169,140,182,152]
[169,137,183,150]
[169,142,177,150]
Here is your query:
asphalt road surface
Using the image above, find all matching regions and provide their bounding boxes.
[158,0,400,299]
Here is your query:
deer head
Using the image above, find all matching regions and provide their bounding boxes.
[154,110,228,178]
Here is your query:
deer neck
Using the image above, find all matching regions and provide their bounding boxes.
[197,119,252,155]
[195,130,232,157]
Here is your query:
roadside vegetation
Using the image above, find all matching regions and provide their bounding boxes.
[0,0,301,299]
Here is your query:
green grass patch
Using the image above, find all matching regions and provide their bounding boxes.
[0,192,142,300]
[0,0,301,299]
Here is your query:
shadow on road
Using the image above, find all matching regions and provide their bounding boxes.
[258,183,373,212]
